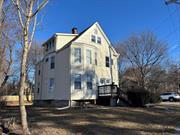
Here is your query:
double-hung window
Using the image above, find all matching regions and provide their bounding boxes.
[94,52,97,65]
[74,74,81,89]
[105,56,110,67]
[86,74,93,90]
[50,56,55,69]
[49,78,54,92]
[74,48,81,64]
[91,35,96,42]
[97,37,101,44]
[86,49,92,64]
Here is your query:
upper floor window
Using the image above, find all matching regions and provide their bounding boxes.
[49,42,52,49]
[50,56,55,69]
[52,39,55,48]
[45,44,49,52]
[74,74,81,89]
[105,56,110,67]
[45,58,49,62]
[86,74,93,90]
[95,52,97,65]
[74,48,81,64]
[86,49,92,64]
[97,37,101,44]
[91,35,96,43]
[49,78,54,92]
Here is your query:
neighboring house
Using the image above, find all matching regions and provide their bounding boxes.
[35,22,119,106]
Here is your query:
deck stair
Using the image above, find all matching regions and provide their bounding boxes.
[97,84,130,106]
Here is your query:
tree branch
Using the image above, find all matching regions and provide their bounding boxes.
[30,0,48,19]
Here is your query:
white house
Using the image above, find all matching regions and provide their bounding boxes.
[35,22,119,106]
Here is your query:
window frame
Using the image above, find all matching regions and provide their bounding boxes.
[97,37,101,44]
[86,49,92,64]
[94,52,97,65]
[74,48,81,64]
[86,74,93,90]
[38,70,40,75]
[74,74,82,90]
[50,56,55,69]
[49,78,54,92]
[91,35,96,43]
[105,56,110,67]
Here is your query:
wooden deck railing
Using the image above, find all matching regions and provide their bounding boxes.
[98,84,118,97]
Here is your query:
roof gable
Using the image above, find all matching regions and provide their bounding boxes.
[74,22,118,55]
[56,22,119,56]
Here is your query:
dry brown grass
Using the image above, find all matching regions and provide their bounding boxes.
[0,102,180,135]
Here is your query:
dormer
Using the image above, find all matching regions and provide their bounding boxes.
[42,36,55,54]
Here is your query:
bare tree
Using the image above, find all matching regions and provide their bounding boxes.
[11,0,48,134]
[117,32,167,90]
[0,1,17,90]
[15,41,43,102]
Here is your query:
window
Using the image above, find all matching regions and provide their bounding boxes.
[97,37,101,44]
[106,79,111,84]
[46,44,49,52]
[37,82,40,93]
[86,49,92,64]
[50,56,55,69]
[52,39,55,48]
[49,42,51,49]
[100,78,105,85]
[91,35,96,42]
[95,52,97,65]
[45,58,49,62]
[74,74,81,89]
[86,74,93,90]
[38,70,40,75]
[105,56,110,67]
[49,78,54,92]
[37,88,40,93]
[74,48,81,64]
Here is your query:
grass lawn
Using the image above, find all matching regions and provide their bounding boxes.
[0,102,180,135]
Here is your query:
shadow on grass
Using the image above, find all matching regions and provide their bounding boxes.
[0,105,179,135]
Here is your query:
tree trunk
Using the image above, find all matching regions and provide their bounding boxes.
[19,31,30,135]
[0,0,4,87]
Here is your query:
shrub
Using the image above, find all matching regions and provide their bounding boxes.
[149,92,161,103]
[127,88,150,107]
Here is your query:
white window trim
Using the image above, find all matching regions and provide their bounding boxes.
[74,48,82,64]
[74,74,82,90]
[86,49,92,65]
[49,78,55,93]
[86,74,93,90]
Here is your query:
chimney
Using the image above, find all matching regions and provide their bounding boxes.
[72,27,78,34]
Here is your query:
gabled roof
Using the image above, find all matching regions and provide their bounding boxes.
[56,23,94,53]
[56,22,119,56]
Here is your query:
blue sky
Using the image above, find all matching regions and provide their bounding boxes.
[35,0,180,61]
